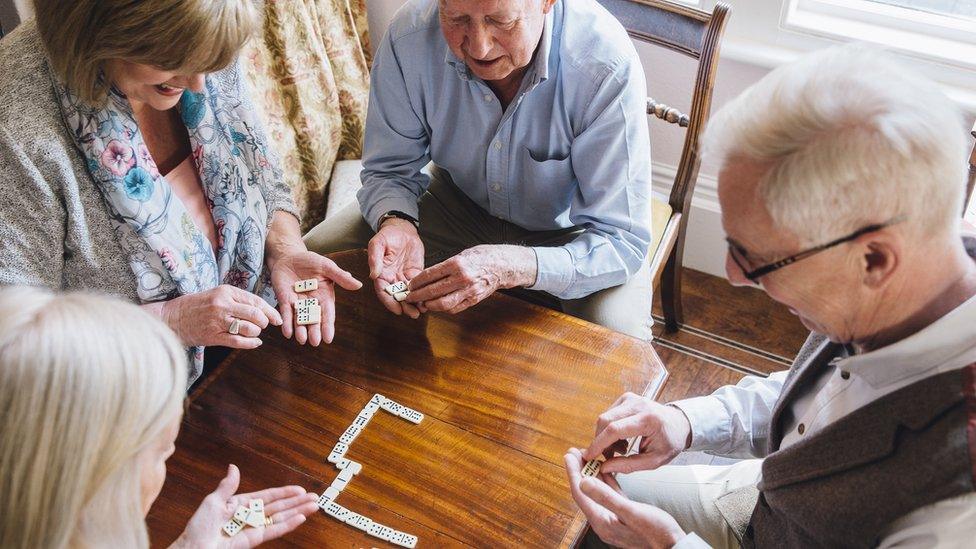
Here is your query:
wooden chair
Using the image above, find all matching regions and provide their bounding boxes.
[597,0,731,333]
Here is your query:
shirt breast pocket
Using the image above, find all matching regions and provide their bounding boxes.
[521,147,574,187]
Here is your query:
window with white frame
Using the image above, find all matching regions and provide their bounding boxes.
[783,0,976,70]
[702,0,976,114]
[869,1,976,19]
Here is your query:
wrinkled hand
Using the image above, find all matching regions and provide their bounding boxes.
[270,250,362,346]
[367,218,426,318]
[582,392,692,474]
[565,449,686,548]
[171,464,318,549]
[159,285,283,349]
[405,244,536,315]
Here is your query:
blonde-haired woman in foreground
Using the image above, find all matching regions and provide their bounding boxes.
[0,287,319,548]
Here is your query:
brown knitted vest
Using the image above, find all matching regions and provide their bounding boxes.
[742,337,976,548]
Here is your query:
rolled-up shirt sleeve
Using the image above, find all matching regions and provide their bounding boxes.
[670,371,788,458]
[529,56,652,298]
[357,31,432,231]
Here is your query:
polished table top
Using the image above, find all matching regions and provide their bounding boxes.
[147,250,667,547]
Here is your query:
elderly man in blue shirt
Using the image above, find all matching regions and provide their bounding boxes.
[305,0,653,339]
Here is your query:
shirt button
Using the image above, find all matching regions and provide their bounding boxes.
[484,93,493,102]
[491,183,501,192]
[494,140,502,150]
[798,423,806,435]
[841,370,850,380]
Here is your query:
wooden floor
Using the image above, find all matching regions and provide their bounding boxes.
[650,269,809,465]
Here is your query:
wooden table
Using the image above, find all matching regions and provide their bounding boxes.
[147,250,667,547]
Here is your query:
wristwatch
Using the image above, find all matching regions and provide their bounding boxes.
[378,210,419,229]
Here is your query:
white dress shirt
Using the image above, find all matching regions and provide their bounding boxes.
[671,291,976,548]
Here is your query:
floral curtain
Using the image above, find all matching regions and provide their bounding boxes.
[242,0,372,231]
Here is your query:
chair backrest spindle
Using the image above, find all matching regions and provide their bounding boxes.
[598,0,729,215]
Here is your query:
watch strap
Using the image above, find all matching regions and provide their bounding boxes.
[379,210,419,229]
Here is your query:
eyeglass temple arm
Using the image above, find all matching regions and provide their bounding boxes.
[746,221,897,280]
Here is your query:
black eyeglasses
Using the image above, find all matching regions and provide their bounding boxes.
[726,217,905,283]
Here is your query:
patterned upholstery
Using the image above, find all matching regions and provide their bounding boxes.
[242,0,372,231]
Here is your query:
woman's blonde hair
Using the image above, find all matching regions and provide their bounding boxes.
[0,287,188,548]
[33,0,259,104]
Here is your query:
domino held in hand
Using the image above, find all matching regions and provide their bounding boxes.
[294,278,319,293]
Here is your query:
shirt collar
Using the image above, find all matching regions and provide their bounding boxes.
[836,237,976,388]
[528,8,554,86]
[443,7,556,86]
[444,47,470,79]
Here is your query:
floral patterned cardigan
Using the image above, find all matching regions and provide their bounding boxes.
[0,22,298,363]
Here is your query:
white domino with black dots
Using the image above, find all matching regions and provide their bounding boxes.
[384,281,411,302]
[221,498,267,537]
[294,278,318,293]
[293,281,321,325]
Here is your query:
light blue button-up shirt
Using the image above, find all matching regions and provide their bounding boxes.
[357,0,651,299]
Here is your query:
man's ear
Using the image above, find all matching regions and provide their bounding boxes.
[858,232,900,290]
[543,0,558,14]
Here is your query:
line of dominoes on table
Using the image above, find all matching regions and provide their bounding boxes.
[315,393,423,548]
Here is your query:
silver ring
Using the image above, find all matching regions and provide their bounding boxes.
[228,318,241,335]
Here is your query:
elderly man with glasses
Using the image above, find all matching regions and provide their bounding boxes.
[565,45,976,549]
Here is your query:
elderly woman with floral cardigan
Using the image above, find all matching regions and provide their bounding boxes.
[0,0,361,384]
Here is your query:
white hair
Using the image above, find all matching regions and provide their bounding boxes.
[0,287,187,549]
[703,44,968,246]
